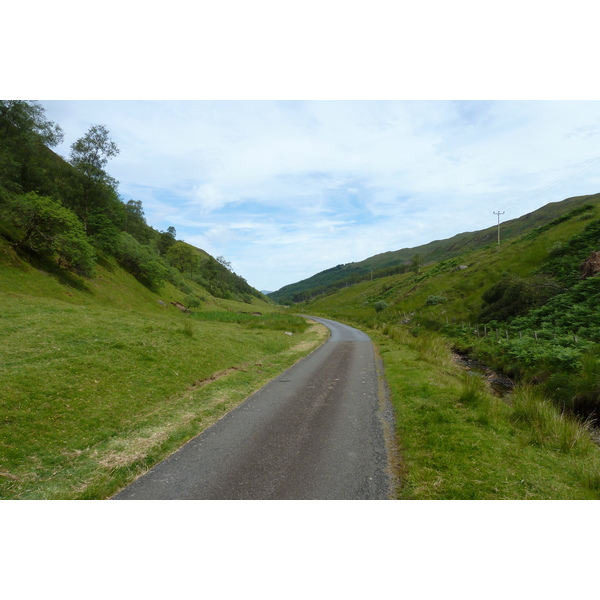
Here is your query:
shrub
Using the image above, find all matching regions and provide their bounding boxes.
[426,294,447,306]
[2,191,96,276]
[373,300,388,313]
[479,273,561,322]
[114,232,167,291]
[183,294,202,309]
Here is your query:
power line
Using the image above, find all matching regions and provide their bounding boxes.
[469,152,600,231]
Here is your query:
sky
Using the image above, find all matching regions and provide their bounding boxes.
[37,100,600,292]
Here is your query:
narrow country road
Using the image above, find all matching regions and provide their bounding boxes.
[112,316,395,500]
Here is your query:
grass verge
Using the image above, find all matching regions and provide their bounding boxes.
[0,295,328,499]
[369,323,600,499]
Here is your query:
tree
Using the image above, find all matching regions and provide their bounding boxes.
[2,191,95,275]
[157,226,177,255]
[113,232,167,291]
[216,255,232,271]
[69,124,119,182]
[122,199,152,243]
[183,294,203,309]
[69,125,120,227]
[410,253,423,274]
[0,101,64,193]
[166,242,200,276]
[0,101,64,147]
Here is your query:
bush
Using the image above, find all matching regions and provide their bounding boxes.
[426,295,447,306]
[479,273,561,322]
[373,300,388,313]
[183,294,202,309]
[114,232,167,291]
[2,191,96,276]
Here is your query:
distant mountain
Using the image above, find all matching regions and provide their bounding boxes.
[268,192,600,304]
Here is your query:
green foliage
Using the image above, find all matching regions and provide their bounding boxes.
[113,232,166,291]
[373,300,388,313]
[216,255,232,270]
[510,278,600,341]
[479,273,561,322]
[69,124,119,182]
[122,199,154,244]
[523,203,595,241]
[0,100,64,147]
[370,326,600,499]
[426,294,447,305]
[509,385,594,453]
[410,253,423,274]
[86,210,122,252]
[157,226,177,255]
[166,241,200,275]
[538,218,600,285]
[183,294,203,309]
[0,101,65,195]
[1,191,95,275]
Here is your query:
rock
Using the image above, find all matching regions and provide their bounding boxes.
[171,301,190,312]
[580,251,600,279]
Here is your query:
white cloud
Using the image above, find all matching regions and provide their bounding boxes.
[38,100,600,291]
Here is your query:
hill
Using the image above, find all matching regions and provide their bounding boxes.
[0,101,331,499]
[292,196,600,499]
[269,192,600,304]
[296,196,600,414]
[0,101,268,305]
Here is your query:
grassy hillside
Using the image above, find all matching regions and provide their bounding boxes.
[0,239,328,499]
[270,192,600,304]
[0,101,325,499]
[293,196,600,499]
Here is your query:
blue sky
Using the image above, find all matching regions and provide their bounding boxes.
[38,100,600,291]
[6,2,600,293]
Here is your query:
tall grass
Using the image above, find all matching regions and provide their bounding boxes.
[381,323,454,370]
[369,323,600,499]
[509,385,595,454]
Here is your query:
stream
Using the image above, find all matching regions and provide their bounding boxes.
[452,351,515,397]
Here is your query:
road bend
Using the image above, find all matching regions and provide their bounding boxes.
[113,316,394,500]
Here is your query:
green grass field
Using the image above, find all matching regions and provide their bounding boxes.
[370,325,600,499]
[0,238,330,500]
[0,293,328,499]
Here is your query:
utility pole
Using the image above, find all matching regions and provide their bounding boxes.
[493,211,505,245]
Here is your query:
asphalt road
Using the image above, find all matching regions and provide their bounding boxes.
[112,316,394,500]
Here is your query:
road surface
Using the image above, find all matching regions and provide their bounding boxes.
[113,316,395,500]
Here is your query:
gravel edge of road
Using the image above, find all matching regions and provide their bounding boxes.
[373,345,402,499]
